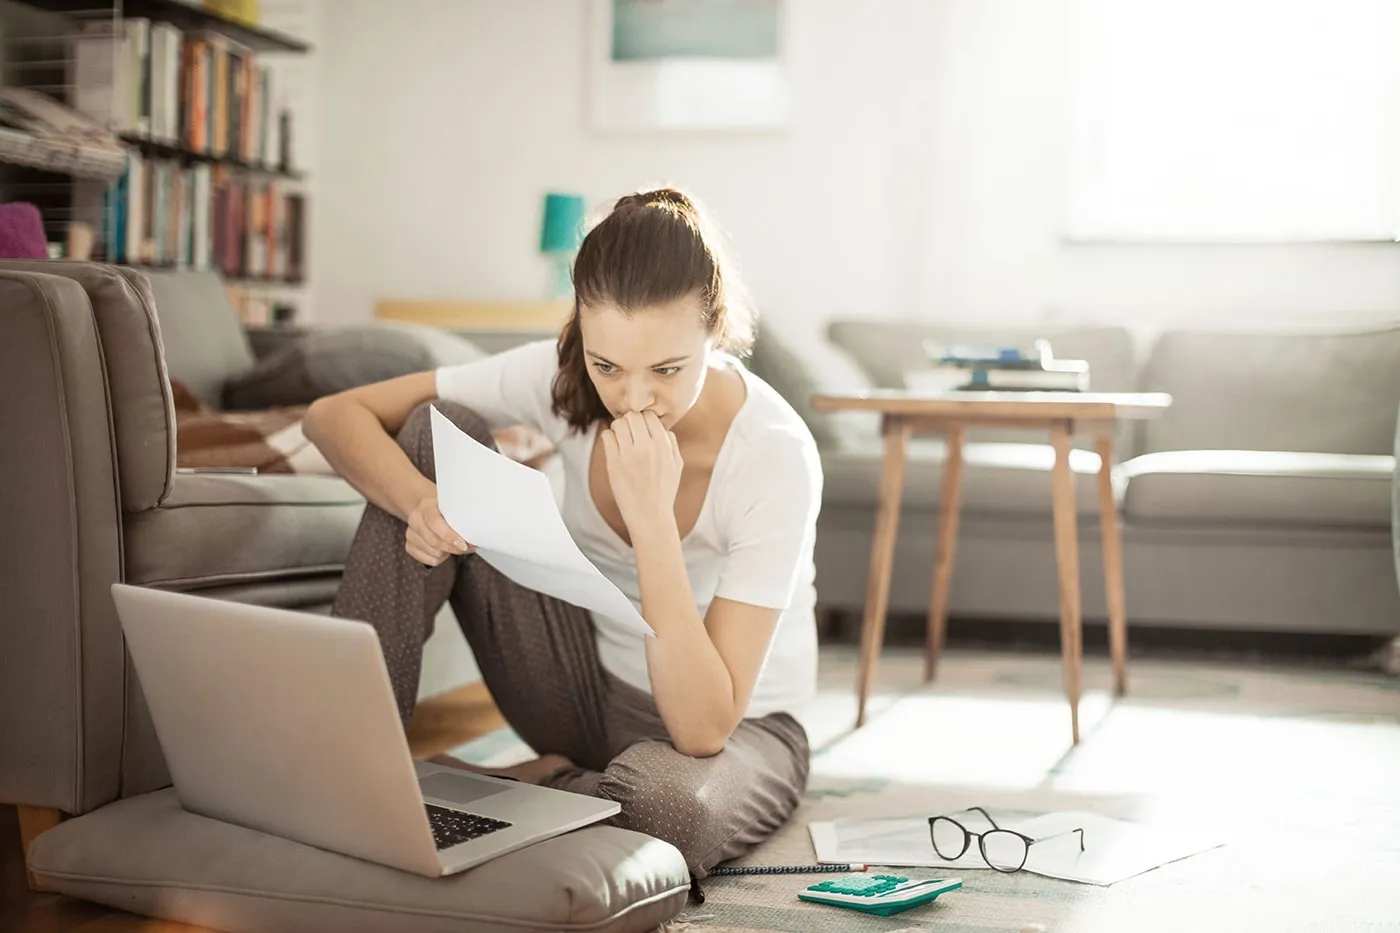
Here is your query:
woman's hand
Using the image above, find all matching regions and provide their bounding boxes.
[602,410,683,533]
[405,490,474,566]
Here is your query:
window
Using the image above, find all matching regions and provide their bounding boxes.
[1066,0,1399,242]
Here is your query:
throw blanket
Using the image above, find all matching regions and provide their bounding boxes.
[171,381,555,475]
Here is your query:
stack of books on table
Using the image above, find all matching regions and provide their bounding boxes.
[905,338,1090,392]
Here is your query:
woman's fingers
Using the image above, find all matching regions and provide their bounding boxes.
[406,527,450,566]
[429,511,469,554]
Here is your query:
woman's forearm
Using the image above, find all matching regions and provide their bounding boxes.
[304,397,434,521]
[632,512,737,756]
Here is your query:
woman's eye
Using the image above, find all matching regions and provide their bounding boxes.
[654,366,680,377]
[593,362,616,375]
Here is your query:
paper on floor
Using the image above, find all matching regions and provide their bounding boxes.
[809,810,1224,885]
[430,406,653,636]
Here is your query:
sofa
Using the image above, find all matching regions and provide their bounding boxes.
[773,319,1400,639]
[0,262,689,932]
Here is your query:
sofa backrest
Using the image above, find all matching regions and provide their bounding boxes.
[0,260,176,511]
[826,320,1139,392]
[1140,325,1400,455]
[144,269,256,409]
[826,320,1139,447]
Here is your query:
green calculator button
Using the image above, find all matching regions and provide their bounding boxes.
[810,876,908,896]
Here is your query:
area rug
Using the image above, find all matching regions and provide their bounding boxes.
[449,647,1400,933]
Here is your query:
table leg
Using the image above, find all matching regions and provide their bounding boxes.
[1049,422,1083,745]
[1096,432,1128,696]
[855,416,912,728]
[925,426,965,682]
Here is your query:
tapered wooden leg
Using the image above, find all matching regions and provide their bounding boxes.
[18,805,62,891]
[1096,432,1128,696]
[855,416,912,728]
[1049,422,1083,745]
[925,426,965,682]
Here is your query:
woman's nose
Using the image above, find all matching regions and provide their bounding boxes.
[623,378,654,413]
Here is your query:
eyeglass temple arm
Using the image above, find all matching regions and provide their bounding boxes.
[1032,827,1085,852]
[963,806,999,829]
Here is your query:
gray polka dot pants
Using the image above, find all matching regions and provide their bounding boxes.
[331,400,811,878]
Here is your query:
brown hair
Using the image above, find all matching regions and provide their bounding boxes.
[551,186,755,433]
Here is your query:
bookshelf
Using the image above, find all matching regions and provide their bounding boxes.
[0,0,311,319]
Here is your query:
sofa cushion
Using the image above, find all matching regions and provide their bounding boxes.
[27,788,690,933]
[823,440,1108,517]
[747,323,878,450]
[124,473,365,589]
[146,269,258,410]
[1121,449,1394,527]
[0,260,176,511]
[224,325,490,411]
[1139,326,1400,456]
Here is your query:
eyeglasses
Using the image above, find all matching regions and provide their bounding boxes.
[927,807,1084,873]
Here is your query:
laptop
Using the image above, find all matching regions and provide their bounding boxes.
[110,583,620,878]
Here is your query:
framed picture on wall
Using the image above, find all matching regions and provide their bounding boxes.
[588,0,791,132]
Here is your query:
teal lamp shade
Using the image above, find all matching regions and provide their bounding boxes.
[540,193,586,254]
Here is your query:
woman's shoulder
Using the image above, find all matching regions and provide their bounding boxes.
[732,364,819,453]
[723,369,822,486]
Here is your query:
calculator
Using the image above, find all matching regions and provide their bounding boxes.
[797,874,963,916]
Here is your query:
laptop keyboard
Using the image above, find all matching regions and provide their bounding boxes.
[426,803,513,850]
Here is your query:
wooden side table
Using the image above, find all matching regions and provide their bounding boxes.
[810,390,1172,744]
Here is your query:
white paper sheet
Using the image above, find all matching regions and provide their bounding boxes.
[430,407,653,636]
[810,810,1224,886]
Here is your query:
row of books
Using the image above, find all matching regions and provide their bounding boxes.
[74,153,305,281]
[69,15,291,170]
[906,339,1091,392]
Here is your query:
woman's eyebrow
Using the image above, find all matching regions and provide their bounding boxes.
[585,351,690,367]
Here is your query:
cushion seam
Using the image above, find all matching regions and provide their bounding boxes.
[28,870,690,930]
[144,499,365,510]
[132,565,346,588]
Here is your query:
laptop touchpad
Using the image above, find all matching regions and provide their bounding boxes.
[419,771,511,806]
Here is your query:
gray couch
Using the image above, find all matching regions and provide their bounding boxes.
[772,320,1400,639]
[0,263,688,932]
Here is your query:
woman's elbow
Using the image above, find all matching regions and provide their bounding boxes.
[671,720,735,758]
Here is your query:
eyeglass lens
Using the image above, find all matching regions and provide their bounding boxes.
[930,817,968,859]
[980,830,1029,871]
[931,817,1029,872]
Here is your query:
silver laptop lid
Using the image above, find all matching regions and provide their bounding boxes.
[111,583,440,876]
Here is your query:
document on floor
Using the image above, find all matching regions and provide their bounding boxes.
[809,811,1225,886]
[430,407,653,637]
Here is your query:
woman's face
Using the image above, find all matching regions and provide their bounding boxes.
[578,293,713,430]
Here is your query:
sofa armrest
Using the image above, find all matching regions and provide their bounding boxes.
[0,272,126,815]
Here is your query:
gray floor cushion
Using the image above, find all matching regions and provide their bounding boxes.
[28,789,689,933]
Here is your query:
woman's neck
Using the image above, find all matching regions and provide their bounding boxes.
[671,356,746,450]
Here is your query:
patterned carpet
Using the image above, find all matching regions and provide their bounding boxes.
[449,646,1400,933]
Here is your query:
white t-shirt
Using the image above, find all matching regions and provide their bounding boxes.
[435,339,822,720]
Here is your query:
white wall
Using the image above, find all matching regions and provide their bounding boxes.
[311,0,1400,336]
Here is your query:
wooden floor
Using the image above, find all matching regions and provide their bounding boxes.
[0,682,505,932]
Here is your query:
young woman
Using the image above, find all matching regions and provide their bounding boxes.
[303,187,823,878]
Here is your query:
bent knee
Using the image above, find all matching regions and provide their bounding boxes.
[601,743,726,860]
[396,400,497,472]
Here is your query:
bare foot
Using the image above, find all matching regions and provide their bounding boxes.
[491,753,575,785]
[427,752,574,786]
